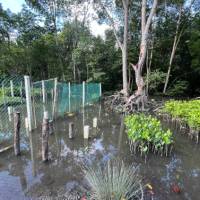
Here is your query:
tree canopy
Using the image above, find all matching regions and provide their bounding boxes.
[0,0,199,96]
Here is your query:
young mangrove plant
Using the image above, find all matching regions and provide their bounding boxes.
[162,100,200,143]
[125,114,173,157]
[83,160,143,200]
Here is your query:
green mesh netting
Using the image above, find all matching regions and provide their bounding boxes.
[86,83,101,105]
[0,77,101,145]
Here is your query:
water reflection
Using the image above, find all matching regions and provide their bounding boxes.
[0,103,200,199]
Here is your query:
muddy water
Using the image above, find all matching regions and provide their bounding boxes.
[0,103,200,200]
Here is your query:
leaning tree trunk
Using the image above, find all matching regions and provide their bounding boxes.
[163,6,183,94]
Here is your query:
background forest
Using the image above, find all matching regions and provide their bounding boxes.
[0,0,200,97]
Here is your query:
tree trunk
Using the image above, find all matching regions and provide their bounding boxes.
[122,49,128,96]
[131,0,158,97]
[122,0,129,96]
[132,64,145,96]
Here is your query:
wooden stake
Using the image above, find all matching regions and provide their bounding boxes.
[69,122,74,139]
[42,112,49,162]
[14,112,21,156]
[49,120,54,135]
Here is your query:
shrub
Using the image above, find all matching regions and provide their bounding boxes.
[125,114,173,156]
[162,100,200,130]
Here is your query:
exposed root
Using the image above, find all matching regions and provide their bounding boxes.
[104,91,164,114]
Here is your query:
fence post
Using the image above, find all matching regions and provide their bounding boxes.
[93,117,98,128]
[42,80,45,104]
[84,125,89,139]
[2,83,6,105]
[99,83,102,97]
[14,112,21,156]
[20,81,23,103]
[10,80,14,97]
[52,78,58,119]
[68,82,71,112]
[42,111,49,162]
[24,76,33,131]
[8,106,13,122]
[82,81,85,107]
[69,122,74,139]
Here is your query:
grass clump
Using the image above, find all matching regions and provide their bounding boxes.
[125,114,173,156]
[83,160,143,200]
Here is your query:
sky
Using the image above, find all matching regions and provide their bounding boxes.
[0,0,25,13]
[0,0,109,38]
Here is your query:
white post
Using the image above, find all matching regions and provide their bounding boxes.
[82,81,85,107]
[25,117,29,129]
[24,76,33,131]
[68,82,71,112]
[8,106,13,121]
[99,83,102,97]
[44,111,49,120]
[84,125,89,139]
[52,78,58,119]
[42,80,45,104]
[93,117,98,128]
[10,80,14,97]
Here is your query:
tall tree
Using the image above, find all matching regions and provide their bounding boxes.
[94,0,130,96]
[130,0,158,98]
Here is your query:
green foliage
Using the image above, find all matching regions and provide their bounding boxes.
[167,80,189,96]
[163,100,200,130]
[83,160,143,200]
[0,1,199,95]
[0,96,22,106]
[125,114,173,155]
[188,13,200,74]
[145,70,166,94]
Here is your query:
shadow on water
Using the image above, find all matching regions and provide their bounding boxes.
[0,102,200,200]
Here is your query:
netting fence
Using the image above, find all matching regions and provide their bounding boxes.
[0,75,101,147]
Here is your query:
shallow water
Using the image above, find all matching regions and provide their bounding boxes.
[0,102,200,200]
